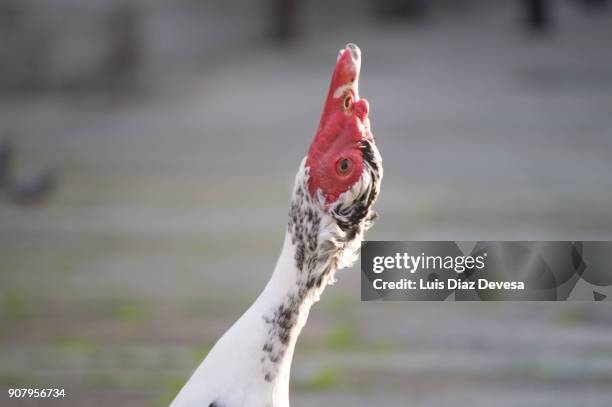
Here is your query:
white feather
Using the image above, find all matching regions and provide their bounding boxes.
[171,157,377,407]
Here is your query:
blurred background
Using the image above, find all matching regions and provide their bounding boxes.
[1,0,612,406]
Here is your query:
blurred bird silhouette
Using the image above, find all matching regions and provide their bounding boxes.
[0,137,14,186]
[0,137,58,206]
[6,167,58,206]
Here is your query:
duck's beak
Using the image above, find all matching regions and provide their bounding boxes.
[317,43,362,130]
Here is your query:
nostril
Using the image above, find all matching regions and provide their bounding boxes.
[355,99,369,120]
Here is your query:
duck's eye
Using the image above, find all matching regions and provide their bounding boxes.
[343,94,353,110]
[336,158,352,176]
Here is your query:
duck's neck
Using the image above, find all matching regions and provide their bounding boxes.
[172,161,377,407]
[255,188,339,401]
[254,136,383,387]
[256,232,328,388]
[253,163,370,397]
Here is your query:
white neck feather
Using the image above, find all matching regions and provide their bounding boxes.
[172,158,376,407]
